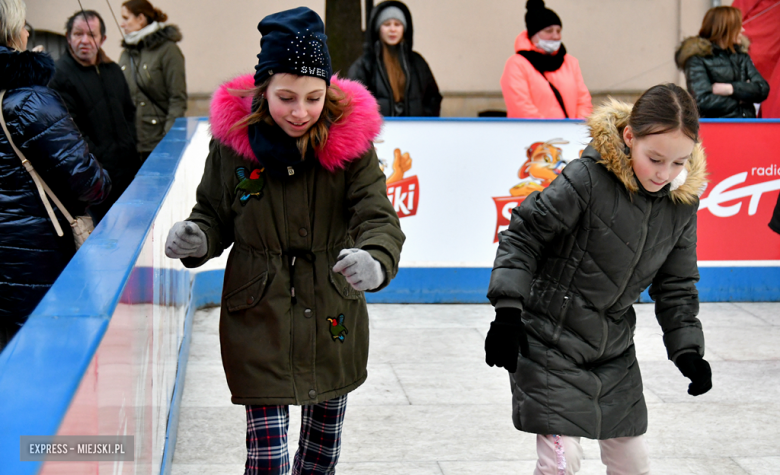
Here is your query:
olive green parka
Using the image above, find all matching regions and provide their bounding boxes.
[488,100,708,439]
[119,25,187,153]
[181,74,404,406]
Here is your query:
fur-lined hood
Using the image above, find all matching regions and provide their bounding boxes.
[587,99,707,205]
[209,74,382,172]
[675,35,750,70]
[122,24,182,50]
[0,46,55,90]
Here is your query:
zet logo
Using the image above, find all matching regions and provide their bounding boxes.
[382,148,419,218]
[492,139,571,242]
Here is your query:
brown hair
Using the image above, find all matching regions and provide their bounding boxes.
[699,6,742,53]
[628,83,699,142]
[122,0,168,24]
[382,44,406,103]
[231,78,350,158]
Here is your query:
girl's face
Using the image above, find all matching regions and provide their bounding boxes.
[379,19,404,46]
[624,126,694,193]
[266,73,327,138]
[120,6,147,34]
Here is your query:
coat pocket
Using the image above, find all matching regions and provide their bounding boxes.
[224,271,268,312]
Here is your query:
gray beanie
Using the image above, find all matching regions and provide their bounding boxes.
[374,6,407,32]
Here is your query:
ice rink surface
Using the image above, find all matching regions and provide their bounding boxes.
[171,302,780,475]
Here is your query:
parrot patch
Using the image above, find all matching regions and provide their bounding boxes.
[235,167,265,206]
[327,314,349,343]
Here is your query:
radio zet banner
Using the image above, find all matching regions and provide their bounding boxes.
[376,119,780,267]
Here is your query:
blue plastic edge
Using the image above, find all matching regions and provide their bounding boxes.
[169,267,780,306]
[0,118,205,475]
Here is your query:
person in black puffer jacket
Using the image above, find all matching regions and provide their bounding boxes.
[486,84,711,473]
[347,1,441,117]
[676,6,769,118]
[0,0,111,351]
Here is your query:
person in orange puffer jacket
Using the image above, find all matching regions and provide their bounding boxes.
[500,0,592,119]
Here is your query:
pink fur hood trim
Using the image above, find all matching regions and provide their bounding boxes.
[209,74,383,172]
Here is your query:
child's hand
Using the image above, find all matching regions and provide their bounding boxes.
[332,248,385,291]
[165,221,207,259]
[485,307,529,372]
[674,353,712,396]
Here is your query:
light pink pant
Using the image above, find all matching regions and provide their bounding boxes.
[534,434,650,475]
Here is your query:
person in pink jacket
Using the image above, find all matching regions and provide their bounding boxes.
[501,0,592,119]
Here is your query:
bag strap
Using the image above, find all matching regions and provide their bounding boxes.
[0,90,76,237]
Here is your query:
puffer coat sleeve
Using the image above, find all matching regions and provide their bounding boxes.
[488,159,591,304]
[685,54,770,117]
[8,88,111,207]
[648,211,704,361]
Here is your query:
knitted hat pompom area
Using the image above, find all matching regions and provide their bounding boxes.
[254,7,332,87]
[525,0,562,39]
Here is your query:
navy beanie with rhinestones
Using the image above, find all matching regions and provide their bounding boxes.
[525,0,562,39]
[254,7,332,87]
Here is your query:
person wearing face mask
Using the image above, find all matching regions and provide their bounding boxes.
[163,7,404,473]
[501,0,592,119]
[347,1,441,117]
[49,10,138,223]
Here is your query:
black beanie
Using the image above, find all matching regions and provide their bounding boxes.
[525,0,562,39]
[254,7,332,87]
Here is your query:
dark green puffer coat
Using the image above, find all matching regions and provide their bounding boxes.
[676,36,769,118]
[488,100,708,439]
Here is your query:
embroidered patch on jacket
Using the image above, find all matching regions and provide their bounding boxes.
[326,314,349,343]
[234,167,265,206]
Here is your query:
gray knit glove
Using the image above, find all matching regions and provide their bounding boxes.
[164,221,207,259]
[332,248,385,291]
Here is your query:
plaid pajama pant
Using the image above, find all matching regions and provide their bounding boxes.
[244,394,348,475]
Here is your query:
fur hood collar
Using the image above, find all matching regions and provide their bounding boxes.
[122,24,182,50]
[209,74,382,172]
[586,99,707,205]
[675,35,750,69]
[0,47,55,90]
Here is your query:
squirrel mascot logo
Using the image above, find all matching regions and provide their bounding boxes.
[492,139,573,242]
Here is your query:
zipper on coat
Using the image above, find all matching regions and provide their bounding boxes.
[552,295,571,342]
[597,201,654,360]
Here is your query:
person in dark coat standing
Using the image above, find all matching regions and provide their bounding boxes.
[485,84,711,473]
[163,8,404,474]
[347,1,441,117]
[50,10,139,223]
[676,6,770,118]
[118,0,187,161]
[0,0,111,351]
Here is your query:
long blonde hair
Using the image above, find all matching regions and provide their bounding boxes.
[699,6,742,53]
[232,78,350,158]
[0,0,26,49]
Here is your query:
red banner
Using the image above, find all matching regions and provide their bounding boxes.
[697,122,780,260]
[387,175,419,218]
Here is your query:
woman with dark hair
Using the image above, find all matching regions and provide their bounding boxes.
[163,7,404,473]
[0,0,110,350]
[676,6,770,118]
[486,84,710,473]
[119,0,186,161]
[347,1,441,117]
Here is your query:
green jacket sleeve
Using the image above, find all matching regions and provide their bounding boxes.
[487,158,591,305]
[649,210,705,362]
[161,43,187,132]
[344,147,405,291]
[181,139,235,268]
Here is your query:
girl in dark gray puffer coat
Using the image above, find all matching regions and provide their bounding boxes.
[485,84,711,474]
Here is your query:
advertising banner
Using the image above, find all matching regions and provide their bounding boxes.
[375,119,780,268]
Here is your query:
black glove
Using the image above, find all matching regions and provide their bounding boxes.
[485,307,529,373]
[674,353,712,396]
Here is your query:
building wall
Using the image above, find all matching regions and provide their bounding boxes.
[27,0,731,116]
